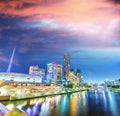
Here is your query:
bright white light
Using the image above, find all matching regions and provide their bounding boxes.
[6,104,14,110]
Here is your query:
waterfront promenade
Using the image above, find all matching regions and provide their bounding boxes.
[0,89,87,116]
[0,88,87,101]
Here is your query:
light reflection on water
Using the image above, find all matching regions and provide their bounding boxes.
[1,91,120,116]
[108,92,118,116]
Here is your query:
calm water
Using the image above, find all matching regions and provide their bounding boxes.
[2,91,120,116]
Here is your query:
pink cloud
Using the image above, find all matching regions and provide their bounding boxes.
[0,0,119,48]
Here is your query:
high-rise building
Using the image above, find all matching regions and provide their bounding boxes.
[29,65,45,78]
[64,53,70,77]
[57,64,62,81]
[47,62,62,81]
[67,72,79,85]
[47,62,57,81]
[75,69,81,77]
[75,69,83,84]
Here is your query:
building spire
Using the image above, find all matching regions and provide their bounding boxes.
[6,48,15,73]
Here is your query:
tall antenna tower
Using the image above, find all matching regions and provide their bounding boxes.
[6,48,15,73]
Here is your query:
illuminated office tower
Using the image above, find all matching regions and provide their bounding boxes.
[57,64,62,81]
[47,62,62,81]
[67,72,80,85]
[75,69,81,77]
[75,69,82,84]
[47,62,57,81]
[64,53,70,77]
[29,65,45,78]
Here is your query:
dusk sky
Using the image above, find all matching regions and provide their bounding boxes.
[0,0,120,83]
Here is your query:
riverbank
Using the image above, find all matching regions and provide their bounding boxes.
[109,88,120,92]
[107,85,120,92]
[0,88,88,101]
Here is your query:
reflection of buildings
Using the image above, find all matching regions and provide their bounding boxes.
[47,62,62,82]
[64,53,70,77]
[29,65,45,78]
[70,95,78,116]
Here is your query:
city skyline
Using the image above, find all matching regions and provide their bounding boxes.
[0,0,120,83]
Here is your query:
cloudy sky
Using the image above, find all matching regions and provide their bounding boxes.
[0,0,120,83]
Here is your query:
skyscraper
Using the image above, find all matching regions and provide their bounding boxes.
[47,62,57,81]
[67,72,80,85]
[75,69,82,84]
[75,69,81,77]
[64,53,70,77]
[57,64,62,81]
[47,62,62,81]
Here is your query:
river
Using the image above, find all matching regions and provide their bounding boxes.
[1,91,120,116]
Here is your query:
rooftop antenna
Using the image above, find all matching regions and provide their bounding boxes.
[6,48,15,73]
